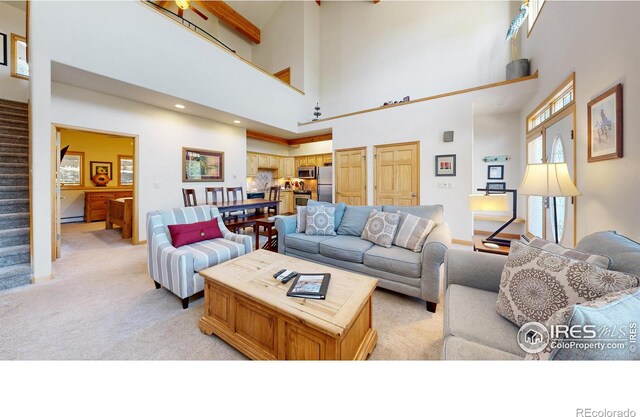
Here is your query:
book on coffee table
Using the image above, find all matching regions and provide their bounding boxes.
[286,273,331,300]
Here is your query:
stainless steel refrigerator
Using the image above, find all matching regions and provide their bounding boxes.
[317,166,333,203]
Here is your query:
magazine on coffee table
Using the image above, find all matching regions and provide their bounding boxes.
[286,273,331,300]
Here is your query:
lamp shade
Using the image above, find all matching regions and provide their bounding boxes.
[175,0,190,10]
[518,163,581,197]
[469,193,509,212]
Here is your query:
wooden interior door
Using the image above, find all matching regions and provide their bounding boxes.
[334,147,367,205]
[374,141,419,206]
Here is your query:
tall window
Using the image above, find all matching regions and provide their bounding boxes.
[527,0,546,35]
[11,33,28,80]
[526,135,544,238]
[549,136,566,242]
[60,152,84,187]
[118,155,134,186]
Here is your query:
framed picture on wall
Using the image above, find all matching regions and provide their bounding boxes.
[183,147,225,182]
[588,83,623,162]
[90,161,113,179]
[435,154,456,176]
[487,165,504,180]
[0,33,7,66]
[486,182,506,193]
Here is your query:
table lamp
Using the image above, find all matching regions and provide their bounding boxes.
[469,188,518,246]
[518,162,580,244]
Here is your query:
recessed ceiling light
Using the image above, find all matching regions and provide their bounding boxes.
[174,104,185,109]
[233,120,241,124]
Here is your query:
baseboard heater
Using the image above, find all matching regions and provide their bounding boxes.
[61,216,85,224]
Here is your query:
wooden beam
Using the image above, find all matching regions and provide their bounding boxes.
[158,1,169,7]
[288,133,332,146]
[246,130,289,146]
[373,0,380,3]
[316,0,321,5]
[194,1,261,44]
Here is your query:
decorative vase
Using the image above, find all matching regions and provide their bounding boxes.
[92,173,110,187]
[506,58,530,80]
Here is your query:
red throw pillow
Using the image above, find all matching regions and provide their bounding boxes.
[167,218,223,248]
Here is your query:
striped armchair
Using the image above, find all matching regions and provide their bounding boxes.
[147,206,252,308]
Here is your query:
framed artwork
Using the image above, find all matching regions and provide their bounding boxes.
[90,161,113,179]
[0,33,7,66]
[487,165,504,180]
[183,147,224,182]
[486,182,506,193]
[435,154,456,176]
[588,83,623,162]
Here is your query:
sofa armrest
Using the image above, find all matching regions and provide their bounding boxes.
[217,216,253,253]
[148,233,195,299]
[275,215,297,254]
[420,223,452,304]
[444,249,507,294]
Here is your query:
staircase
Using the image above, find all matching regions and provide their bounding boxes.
[0,98,32,290]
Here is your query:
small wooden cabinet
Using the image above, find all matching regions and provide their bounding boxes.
[283,157,295,178]
[247,153,259,176]
[269,156,280,169]
[279,191,294,214]
[258,154,270,168]
[84,189,133,223]
[323,154,333,165]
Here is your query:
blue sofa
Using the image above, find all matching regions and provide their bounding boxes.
[275,203,451,312]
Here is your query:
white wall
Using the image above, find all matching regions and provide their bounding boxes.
[0,2,28,102]
[472,112,524,236]
[251,1,304,91]
[52,83,247,240]
[319,1,512,117]
[521,1,640,241]
[246,138,289,155]
[289,141,332,156]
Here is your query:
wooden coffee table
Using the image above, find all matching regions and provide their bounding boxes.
[199,250,378,360]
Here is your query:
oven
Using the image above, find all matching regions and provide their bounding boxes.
[293,191,312,212]
[296,166,317,179]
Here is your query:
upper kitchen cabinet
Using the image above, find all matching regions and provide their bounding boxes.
[269,156,280,169]
[247,153,259,176]
[258,154,270,168]
[283,157,295,178]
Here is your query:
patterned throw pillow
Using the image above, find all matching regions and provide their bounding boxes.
[496,241,639,327]
[360,209,400,248]
[305,206,337,236]
[392,211,436,252]
[295,207,307,233]
[527,287,640,360]
[527,238,611,269]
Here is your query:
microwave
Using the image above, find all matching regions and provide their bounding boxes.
[297,166,317,179]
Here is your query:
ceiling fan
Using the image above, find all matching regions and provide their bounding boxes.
[168,0,209,20]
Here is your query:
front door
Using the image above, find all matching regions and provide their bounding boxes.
[374,141,419,206]
[544,113,576,246]
[334,147,367,205]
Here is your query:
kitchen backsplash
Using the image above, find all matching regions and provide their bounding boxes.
[246,170,285,192]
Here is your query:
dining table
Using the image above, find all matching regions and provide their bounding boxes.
[213,198,281,250]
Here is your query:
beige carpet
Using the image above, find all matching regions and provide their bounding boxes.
[0,222,445,360]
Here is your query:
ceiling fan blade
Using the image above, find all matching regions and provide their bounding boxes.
[178,7,183,17]
[190,4,209,20]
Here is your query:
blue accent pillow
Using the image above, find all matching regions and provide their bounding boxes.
[307,200,346,231]
[336,205,382,236]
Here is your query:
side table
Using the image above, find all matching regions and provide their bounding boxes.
[472,235,511,256]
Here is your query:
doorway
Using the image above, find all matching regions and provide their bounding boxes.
[52,126,138,260]
[334,147,367,205]
[373,141,420,206]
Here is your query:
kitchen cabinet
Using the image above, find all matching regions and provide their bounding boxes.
[316,155,325,167]
[283,157,295,178]
[269,156,280,169]
[247,153,258,176]
[279,191,293,214]
[323,154,333,165]
[258,155,270,168]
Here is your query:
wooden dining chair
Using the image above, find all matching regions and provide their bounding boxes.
[182,188,197,207]
[226,186,247,220]
[267,186,281,215]
[205,186,225,205]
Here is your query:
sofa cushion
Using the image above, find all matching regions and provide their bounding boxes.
[319,235,374,263]
[361,209,400,248]
[496,241,639,327]
[167,218,223,248]
[443,337,524,360]
[363,245,422,278]
[181,238,246,272]
[295,207,307,233]
[337,205,381,236]
[528,237,611,269]
[285,233,334,254]
[576,231,640,276]
[445,284,524,357]
[393,210,436,252]
[308,200,347,231]
[382,204,443,224]
[305,206,337,236]
[527,287,640,360]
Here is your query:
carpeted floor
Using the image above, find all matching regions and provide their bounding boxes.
[0,222,447,360]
